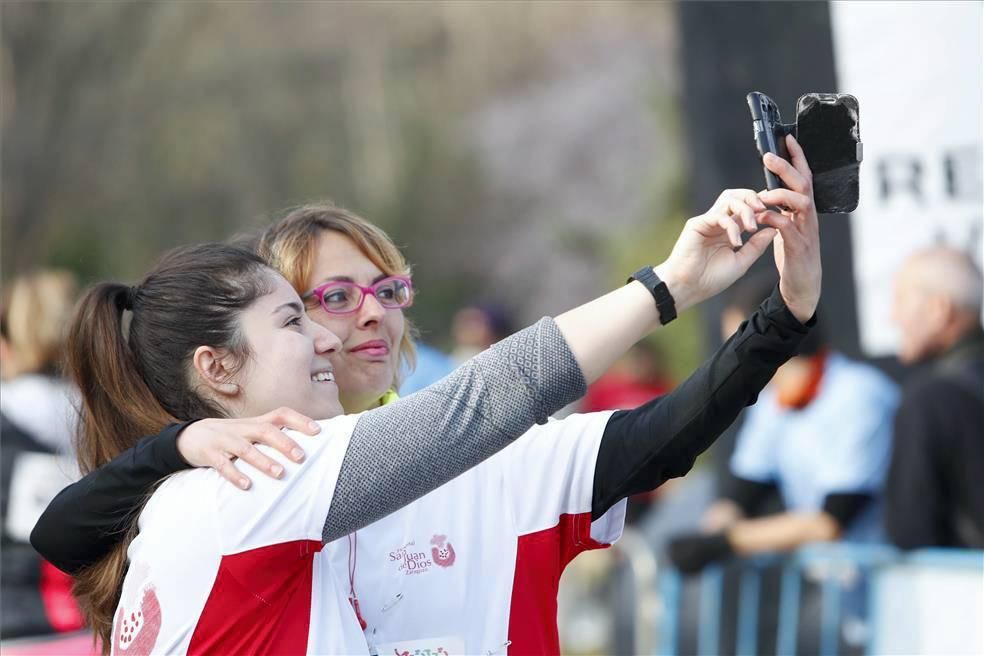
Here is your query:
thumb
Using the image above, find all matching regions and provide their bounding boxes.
[734,227,777,271]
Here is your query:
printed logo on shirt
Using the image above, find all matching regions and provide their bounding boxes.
[113,585,161,654]
[388,535,457,575]
[389,540,433,575]
[430,534,456,568]
[112,562,162,656]
[376,635,465,656]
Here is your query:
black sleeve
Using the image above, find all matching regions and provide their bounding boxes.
[30,422,195,574]
[720,475,780,517]
[591,285,813,520]
[822,492,874,528]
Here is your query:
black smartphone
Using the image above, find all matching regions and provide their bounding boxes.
[747,91,793,191]
[795,93,862,213]
[746,91,862,214]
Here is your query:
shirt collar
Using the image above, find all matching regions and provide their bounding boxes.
[378,389,401,407]
[933,325,984,376]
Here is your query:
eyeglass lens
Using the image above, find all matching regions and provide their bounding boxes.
[319,278,411,313]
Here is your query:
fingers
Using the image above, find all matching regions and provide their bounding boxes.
[724,194,762,234]
[707,189,767,247]
[177,414,307,490]
[763,151,809,195]
[784,134,813,182]
[757,188,811,214]
[251,420,306,463]
[757,211,812,257]
[713,211,744,248]
[214,456,251,490]
[733,226,777,270]
[757,210,796,235]
[263,406,320,436]
[231,438,285,480]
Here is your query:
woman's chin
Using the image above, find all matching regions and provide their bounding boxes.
[324,399,345,419]
[349,371,395,398]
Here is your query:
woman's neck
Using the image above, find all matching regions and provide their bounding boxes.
[340,389,393,414]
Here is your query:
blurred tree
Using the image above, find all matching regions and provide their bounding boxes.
[2,1,688,363]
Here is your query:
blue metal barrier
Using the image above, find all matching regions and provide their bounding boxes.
[656,545,983,656]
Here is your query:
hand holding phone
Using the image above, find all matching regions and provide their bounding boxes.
[747,91,862,213]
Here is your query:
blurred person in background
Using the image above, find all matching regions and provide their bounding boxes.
[398,342,456,397]
[450,302,514,364]
[1,270,80,454]
[668,271,900,574]
[36,138,822,654]
[885,247,984,549]
[581,340,674,413]
[0,270,84,638]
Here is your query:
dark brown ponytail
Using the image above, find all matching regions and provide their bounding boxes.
[67,283,176,474]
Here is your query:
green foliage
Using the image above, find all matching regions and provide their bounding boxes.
[604,214,705,383]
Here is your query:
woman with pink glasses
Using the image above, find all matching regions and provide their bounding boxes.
[35,141,820,653]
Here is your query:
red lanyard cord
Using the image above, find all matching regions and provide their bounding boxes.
[347,532,367,630]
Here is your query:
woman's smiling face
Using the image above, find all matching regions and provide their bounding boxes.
[303,231,407,413]
[232,272,344,420]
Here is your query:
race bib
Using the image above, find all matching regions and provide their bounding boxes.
[373,635,466,656]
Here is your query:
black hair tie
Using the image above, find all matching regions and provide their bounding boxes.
[121,285,140,311]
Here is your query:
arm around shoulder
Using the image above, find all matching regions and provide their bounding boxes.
[31,422,193,574]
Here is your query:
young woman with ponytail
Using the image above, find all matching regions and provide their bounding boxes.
[36,140,822,654]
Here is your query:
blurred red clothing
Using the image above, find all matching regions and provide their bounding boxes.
[581,372,672,412]
[581,371,674,522]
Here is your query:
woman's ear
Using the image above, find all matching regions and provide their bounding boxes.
[192,345,241,399]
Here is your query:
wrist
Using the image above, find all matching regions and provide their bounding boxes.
[653,262,699,314]
[787,304,815,325]
[779,284,818,324]
[173,419,206,468]
[166,420,201,470]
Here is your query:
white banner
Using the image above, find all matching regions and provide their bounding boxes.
[830,1,983,356]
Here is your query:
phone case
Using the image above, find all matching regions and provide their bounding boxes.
[795,93,862,213]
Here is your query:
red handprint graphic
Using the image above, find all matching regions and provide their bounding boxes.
[113,585,162,655]
[430,534,457,568]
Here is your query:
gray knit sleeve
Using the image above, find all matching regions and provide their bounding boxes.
[323,317,586,542]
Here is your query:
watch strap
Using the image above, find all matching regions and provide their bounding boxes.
[628,266,677,325]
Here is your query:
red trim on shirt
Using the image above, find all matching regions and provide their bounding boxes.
[507,512,610,655]
[188,540,323,656]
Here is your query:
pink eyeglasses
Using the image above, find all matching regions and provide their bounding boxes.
[303,276,413,315]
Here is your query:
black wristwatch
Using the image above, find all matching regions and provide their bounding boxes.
[628,266,677,325]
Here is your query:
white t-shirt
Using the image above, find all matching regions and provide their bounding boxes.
[323,411,626,656]
[1,375,80,542]
[113,413,369,656]
[0,374,79,453]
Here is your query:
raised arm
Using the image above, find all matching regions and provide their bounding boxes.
[323,170,807,540]
[589,133,821,519]
[591,284,814,520]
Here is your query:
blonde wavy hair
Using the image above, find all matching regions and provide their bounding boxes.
[256,203,417,392]
[1,269,79,379]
